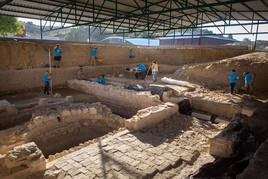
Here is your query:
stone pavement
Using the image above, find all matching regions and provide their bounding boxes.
[44,114,228,179]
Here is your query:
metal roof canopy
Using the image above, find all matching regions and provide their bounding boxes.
[0,0,268,36]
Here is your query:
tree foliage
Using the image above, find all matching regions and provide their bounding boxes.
[243,38,251,42]
[0,16,24,37]
[64,27,88,42]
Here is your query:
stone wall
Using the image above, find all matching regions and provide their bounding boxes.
[67,80,162,117]
[125,102,178,130]
[0,39,249,69]
[0,142,45,179]
[0,64,180,94]
[0,102,125,155]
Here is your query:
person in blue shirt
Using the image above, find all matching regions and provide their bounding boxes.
[129,49,135,59]
[229,69,239,94]
[43,70,51,95]
[90,47,97,66]
[54,44,63,68]
[95,75,106,85]
[135,64,147,80]
[244,72,253,94]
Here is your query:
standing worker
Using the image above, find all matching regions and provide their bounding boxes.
[129,49,135,59]
[244,72,253,94]
[54,44,63,68]
[151,60,159,82]
[229,69,239,94]
[90,47,97,66]
[43,70,51,95]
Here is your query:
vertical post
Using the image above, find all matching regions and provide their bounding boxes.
[99,27,101,41]
[251,12,255,33]
[145,0,150,47]
[173,29,175,46]
[88,26,91,42]
[93,0,95,23]
[181,19,182,35]
[224,12,226,34]
[200,12,203,45]
[123,30,125,44]
[229,4,232,25]
[254,21,259,50]
[40,19,43,40]
[191,28,193,45]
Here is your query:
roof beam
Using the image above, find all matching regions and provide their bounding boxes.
[0,0,13,8]
[241,2,268,21]
[79,0,254,26]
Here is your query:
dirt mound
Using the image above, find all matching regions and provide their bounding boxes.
[180,52,268,92]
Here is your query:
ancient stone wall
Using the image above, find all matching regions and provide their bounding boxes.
[0,39,249,69]
[67,80,162,117]
[0,102,125,155]
[0,142,45,179]
[125,102,178,130]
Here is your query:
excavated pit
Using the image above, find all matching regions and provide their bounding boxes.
[0,83,174,159]
[1,77,264,178]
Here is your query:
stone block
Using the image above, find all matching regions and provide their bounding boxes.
[65,96,73,103]
[209,137,235,157]
[53,93,62,98]
[127,103,178,130]
[3,142,45,175]
[89,107,97,115]
[241,107,255,117]
[38,98,48,106]
[192,112,211,121]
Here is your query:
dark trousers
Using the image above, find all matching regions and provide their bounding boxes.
[44,82,50,95]
[135,70,146,80]
[230,83,236,94]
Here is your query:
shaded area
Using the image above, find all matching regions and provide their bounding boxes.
[35,127,113,158]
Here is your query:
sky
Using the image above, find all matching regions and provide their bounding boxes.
[18,17,268,41]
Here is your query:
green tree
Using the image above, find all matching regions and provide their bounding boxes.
[0,16,24,37]
[243,38,251,42]
[64,27,88,42]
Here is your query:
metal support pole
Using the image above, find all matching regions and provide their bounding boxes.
[40,19,43,40]
[254,21,259,50]
[191,28,193,45]
[123,30,125,44]
[200,12,203,45]
[173,29,175,46]
[88,26,91,42]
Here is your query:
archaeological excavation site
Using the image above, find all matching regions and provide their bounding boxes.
[1,0,268,179]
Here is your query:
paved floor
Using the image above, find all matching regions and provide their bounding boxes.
[44,114,228,179]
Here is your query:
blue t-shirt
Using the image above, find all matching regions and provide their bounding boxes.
[100,77,106,85]
[129,50,133,57]
[138,64,146,71]
[245,73,252,83]
[44,73,50,82]
[91,49,97,56]
[54,48,62,57]
[229,73,238,84]
[95,77,106,85]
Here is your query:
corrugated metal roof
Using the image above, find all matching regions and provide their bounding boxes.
[0,0,267,33]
